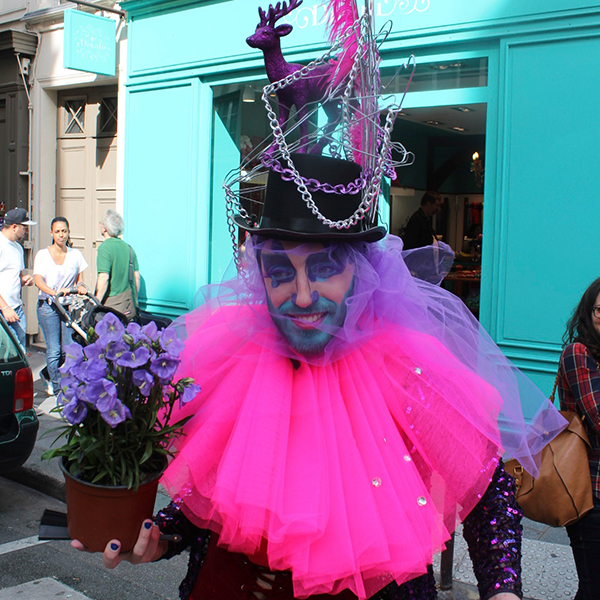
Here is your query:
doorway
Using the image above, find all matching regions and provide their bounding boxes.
[390,102,487,318]
[56,86,118,288]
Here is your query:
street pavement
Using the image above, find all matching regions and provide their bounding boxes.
[1,344,579,600]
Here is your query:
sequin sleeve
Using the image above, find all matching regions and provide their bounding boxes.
[462,460,524,600]
[154,501,206,558]
[154,502,212,600]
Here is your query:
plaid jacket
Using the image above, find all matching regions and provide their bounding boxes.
[558,342,600,499]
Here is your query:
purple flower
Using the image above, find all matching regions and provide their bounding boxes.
[62,398,88,425]
[132,369,154,396]
[60,373,79,391]
[180,383,201,405]
[100,398,131,428]
[116,346,151,369]
[56,389,72,406]
[73,359,108,384]
[141,320,159,342]
[58,375,80,402]
[106,340,129,362]
[60,343,84,372]
[95,313,125,342]
[159,328,184,357]
[125,321,144,342]
[84,341,105,362]
[85,379,117,410]
[150,356,180,383]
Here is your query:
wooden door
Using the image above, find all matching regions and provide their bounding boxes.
[56,87,118,289]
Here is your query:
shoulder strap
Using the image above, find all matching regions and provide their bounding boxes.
[128,245,134,285]
[549,369,560,403]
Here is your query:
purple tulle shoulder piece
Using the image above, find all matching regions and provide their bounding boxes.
[175,234,565,476]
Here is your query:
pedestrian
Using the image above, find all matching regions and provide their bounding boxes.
[95,210,140,319]
[0,208,36,350]
[33,217,88,396]
[558,277,600,600]
[401,191,442,250]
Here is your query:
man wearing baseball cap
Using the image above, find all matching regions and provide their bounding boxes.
[0,208,36,349]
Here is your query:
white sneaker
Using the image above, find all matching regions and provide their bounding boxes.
[40,369,54,396]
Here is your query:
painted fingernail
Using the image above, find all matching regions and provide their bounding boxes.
[110,543,119,551]
[144,521,152,530]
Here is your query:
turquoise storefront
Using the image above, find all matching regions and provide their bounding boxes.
[120,0,600,417]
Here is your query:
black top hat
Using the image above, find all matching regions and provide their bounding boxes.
[234,154,386,243]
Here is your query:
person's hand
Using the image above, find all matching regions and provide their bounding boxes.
[58,287,73,295]
[76,285,88,295]
[21,274,33,286]
[1,306,19,323]
[71,520,167,568]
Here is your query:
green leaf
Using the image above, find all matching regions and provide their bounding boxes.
[140,440,153,465]
[91,470,109,484]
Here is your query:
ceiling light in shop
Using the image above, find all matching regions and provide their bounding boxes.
[451,126,467,132]
[242,86,255,103]
[424,120,443,126]
[451,106,475,113]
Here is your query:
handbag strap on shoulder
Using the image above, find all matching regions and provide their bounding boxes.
[549,369,560,403]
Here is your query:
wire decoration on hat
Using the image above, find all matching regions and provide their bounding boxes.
[224,0,416,271]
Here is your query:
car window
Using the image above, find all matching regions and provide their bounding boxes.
[0,323,20,362]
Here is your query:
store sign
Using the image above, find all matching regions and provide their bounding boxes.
[64,9,116,77]
[282,0,431,29]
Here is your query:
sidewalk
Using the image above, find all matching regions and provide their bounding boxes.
[6,344,578,600]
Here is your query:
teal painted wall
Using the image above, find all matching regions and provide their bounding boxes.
[121,0,600,416]
[124,0,600,77]
[124,79,204,316]
[483,31,600,399]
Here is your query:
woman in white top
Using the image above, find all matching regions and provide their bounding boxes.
[34,217,88,396]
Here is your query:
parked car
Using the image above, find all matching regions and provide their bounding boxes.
[0,314,38,473]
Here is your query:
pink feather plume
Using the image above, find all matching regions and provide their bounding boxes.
[326,0,359,87]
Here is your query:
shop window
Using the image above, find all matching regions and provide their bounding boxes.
[214,91,240,140]
[64,99,85,135]
[381,57,488,94]
[99,97,118,135]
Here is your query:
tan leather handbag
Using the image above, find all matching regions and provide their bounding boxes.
[505,408,594,527]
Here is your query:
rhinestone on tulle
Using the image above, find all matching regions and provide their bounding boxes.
[372,477,382,487]
[414,367,422,375]
[417,496,427,506]
[404,455,411,462]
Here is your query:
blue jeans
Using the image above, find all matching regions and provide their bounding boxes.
[8,304,27,351]
[37,301,73,395]
[566,495,600,600]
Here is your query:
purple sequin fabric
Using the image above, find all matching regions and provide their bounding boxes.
[462,461,524,600]
[154,461,522,600]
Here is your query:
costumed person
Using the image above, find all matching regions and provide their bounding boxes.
[73,2,566,599]
[558,277,600,600]
[34,217,88,396]
[96,209,140,319]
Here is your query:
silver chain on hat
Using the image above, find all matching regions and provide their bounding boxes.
[223,7,415,274]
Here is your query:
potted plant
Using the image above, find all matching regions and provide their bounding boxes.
[42,312,199,552]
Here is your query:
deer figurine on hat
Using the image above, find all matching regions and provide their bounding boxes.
[246,0,358,154]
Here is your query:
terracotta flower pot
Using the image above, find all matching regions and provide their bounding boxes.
[60,460,163,553]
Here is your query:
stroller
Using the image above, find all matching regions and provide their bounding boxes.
[40,289,172,383]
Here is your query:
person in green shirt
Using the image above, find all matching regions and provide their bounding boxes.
[95,210,140,319]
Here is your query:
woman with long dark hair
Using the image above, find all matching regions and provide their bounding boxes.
[558,277,600,600]
[34,217,88,396]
